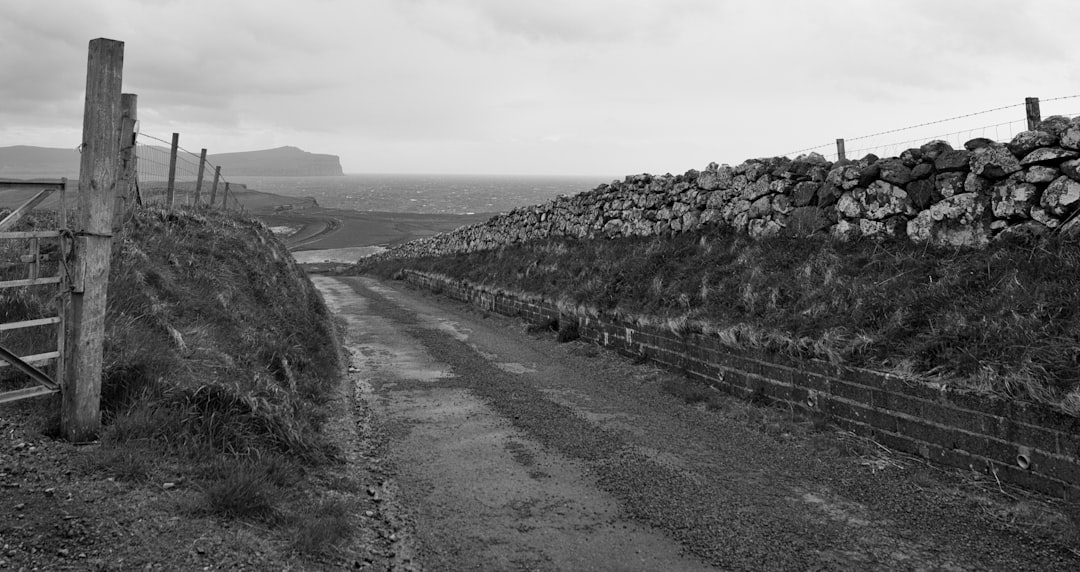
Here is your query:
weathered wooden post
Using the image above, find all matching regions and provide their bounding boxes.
[193,149,207,205]
[836,138,847,161]
[114,93,137,230]
[165,132,179,208]
[222,182,231,211]
[63,38,124,442]
[209,166,221,206]
[1026,97,1041,131]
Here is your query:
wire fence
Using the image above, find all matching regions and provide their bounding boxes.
[135,132,244,212]
[783,94,1080,161]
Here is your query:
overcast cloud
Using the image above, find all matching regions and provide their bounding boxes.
[1,0,1078,175]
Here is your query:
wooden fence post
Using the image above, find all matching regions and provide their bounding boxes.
[223,182,230,211]
[63,37,124,443]
[193,148,207,206]
[1026,97,1041,131]
[836,138,847,161]
[209,166,221,206]
[114,93,137,230]
[165,132,179,208]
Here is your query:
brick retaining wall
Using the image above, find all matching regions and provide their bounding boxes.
[402,269,1080,499]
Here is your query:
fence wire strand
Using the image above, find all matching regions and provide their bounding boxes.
[782,94,1080,161]
[134,132,244,212]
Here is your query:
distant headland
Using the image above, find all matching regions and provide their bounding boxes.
[209,146,344,176]
[0,144,344,178]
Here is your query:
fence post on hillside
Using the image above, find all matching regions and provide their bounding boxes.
[193,148,207,205]
[1026,97,1041,131]
[835,138,847,161]
[114,93,137,230]
[165,132,179,208]
[63,37,124,443]
[222,182,231,211]
[209,166,221,206]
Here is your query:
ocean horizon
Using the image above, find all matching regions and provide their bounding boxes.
[229,173,613,215]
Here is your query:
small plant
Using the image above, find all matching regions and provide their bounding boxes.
[556,319,580,343]
[201,466,278,521]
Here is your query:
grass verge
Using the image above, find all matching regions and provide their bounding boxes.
[357,225,1080,413]
[2,205,352,562]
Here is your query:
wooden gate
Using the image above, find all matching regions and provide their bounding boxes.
[0,179,68,405]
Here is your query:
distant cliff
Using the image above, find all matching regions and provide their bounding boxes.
[208,146,344,176]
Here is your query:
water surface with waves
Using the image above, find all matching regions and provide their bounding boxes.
[229,173,610,215]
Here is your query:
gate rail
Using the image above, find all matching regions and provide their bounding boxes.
[0,179,68,405]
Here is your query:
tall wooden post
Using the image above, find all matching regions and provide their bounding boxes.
[1026,97,1041,131]
[165,132,179,208]
[836,138,847,161]
[222,182,231,211]
[209,166,221,206]
[193,148,207,205]
[114,94,137,230]
[63,38,124,443]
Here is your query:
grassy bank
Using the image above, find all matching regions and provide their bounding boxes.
[357,227,1080,414]
[2,206,353,564]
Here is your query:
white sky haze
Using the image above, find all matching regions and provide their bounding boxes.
[1,0,1078,176]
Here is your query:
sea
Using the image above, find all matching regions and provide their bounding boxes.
[228,173,613,264]
[228,173,612,215]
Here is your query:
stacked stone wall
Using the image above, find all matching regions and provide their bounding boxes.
[374,116,1080,261]
[402,269,1080,499]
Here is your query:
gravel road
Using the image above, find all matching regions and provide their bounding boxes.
[314,275,1079,572]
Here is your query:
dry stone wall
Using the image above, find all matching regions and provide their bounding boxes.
[376,115,1080,261]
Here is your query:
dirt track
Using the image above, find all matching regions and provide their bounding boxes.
[315,274,1080,571]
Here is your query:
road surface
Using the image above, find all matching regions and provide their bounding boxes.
[314,275,1079,571]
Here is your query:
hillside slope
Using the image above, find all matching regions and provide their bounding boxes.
[0,206,389,569]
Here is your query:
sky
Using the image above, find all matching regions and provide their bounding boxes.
[1,0,1079,176]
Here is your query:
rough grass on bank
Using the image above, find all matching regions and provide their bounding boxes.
[358,226,1080,413]
[1,205,349,558]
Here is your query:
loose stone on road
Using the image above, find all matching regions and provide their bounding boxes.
[314,275,1079,572]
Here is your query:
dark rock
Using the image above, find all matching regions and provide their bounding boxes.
[899,148,924,167]
[858,163,881,186]
[817,183,843,208]
[910,162,935,180]
[792,181,821,207]
[906,179,939,210]
[934,149,971,173]
[877,158,913,186]
[858,154,880,166]
[964,137,995,151]
[1019,147,1080,167]
[920,140,954,161]
[1007,130,1057,157]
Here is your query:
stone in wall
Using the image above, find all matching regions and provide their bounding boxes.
[1042,176,1080,216]
[907,193,990,247]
